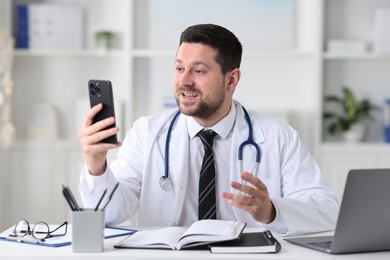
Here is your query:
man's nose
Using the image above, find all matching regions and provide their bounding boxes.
[179,70,194,86]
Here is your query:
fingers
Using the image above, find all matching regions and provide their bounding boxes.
[78,104,121,175]
[226,172,267,197]
[79,103,119,145]
[82,103,102,128]
[79,118,118,145]
[222,172,276,223]
[240,171,267,191]
[82,138,120,156]
[222,190,255,207]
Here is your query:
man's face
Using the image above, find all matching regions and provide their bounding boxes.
[173,42,231,124]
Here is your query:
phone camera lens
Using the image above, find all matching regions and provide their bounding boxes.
[94,83,101,97]
[89,82,95,96]
[89,82,101,96]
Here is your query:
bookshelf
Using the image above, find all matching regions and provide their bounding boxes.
[315,0,390,200]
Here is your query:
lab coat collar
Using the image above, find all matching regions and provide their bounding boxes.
[234,100,266,144]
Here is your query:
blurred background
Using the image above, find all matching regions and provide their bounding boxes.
[0,0,390,231]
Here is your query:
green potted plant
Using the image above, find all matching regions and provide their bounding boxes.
[323,86,377,142]
[95,30,115,51]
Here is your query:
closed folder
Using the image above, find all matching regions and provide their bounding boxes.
[209,231,281,253]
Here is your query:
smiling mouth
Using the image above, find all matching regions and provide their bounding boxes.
[181,92,198,98]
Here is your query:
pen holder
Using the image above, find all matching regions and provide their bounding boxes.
[72,209,105,252]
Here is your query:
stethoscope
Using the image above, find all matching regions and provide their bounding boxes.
[159,106,261,191]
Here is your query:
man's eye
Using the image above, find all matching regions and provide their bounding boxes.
[195,70,204,75]
[175,67,183,72]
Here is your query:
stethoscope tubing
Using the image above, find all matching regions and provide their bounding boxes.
[238,106,261,164]
[161,106,261,191]
[164,111,181,180]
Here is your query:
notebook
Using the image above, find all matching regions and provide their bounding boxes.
[285,168,390,254]
[209,230,281,253]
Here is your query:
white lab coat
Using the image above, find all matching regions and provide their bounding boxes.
[79,101,339,236]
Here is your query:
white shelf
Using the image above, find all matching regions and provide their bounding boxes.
[320,142,390,151]
[14,49,128,58]
[130,49,315,59]
[243,50,315,59]
[323,52,390,60]
[12,139,80,150]
[131,49,176,58]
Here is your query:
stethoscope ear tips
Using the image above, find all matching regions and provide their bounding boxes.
[159,176,173,191]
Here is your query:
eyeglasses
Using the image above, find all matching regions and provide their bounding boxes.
[9,219,68,241]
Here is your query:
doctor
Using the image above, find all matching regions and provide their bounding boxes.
[78,24,339,236]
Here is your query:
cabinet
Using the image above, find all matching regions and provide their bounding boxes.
[317,144,390,201]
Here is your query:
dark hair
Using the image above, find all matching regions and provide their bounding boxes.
[179,24,242,74]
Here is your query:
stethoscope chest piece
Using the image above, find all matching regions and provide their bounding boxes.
[159,176,173,191]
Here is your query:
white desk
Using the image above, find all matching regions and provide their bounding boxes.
[1,232,390,260]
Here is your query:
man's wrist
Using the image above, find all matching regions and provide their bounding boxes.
[87,160,107,176]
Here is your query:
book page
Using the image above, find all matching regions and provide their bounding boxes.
[116,226,186,249]
[176,220,242,249]
[182,220,237,237]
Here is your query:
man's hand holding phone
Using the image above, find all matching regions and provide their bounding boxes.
[79,80,122,176]
[79,103,121,176]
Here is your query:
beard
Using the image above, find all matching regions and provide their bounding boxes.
[175,85,226,120]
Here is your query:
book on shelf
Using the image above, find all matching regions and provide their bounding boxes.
[114,219,246,250]
[209,230,281,254]
[15,4,29,48]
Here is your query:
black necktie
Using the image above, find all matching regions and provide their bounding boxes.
[197,130,218,220]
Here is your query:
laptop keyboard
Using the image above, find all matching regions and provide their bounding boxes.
[309,241,333,250]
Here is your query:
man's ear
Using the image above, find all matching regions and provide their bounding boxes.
[226,68,241,92]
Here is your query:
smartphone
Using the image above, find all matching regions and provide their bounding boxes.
[88,79,118,144]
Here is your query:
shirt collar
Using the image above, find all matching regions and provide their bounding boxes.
[187,102,237,140]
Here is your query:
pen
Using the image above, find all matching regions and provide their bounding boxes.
[62,184,76,211]
[65,184,82,211]
[62,184,81,211]
[101,182,120,211]
[94,189,107,211]
[62,190,74,211]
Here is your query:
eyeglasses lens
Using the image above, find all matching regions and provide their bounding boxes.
[14,220,29,237]
[32,222,49,240]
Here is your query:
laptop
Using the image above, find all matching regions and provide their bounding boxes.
[285,168,390,254]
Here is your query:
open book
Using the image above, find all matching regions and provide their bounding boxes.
[114,220,246,250]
